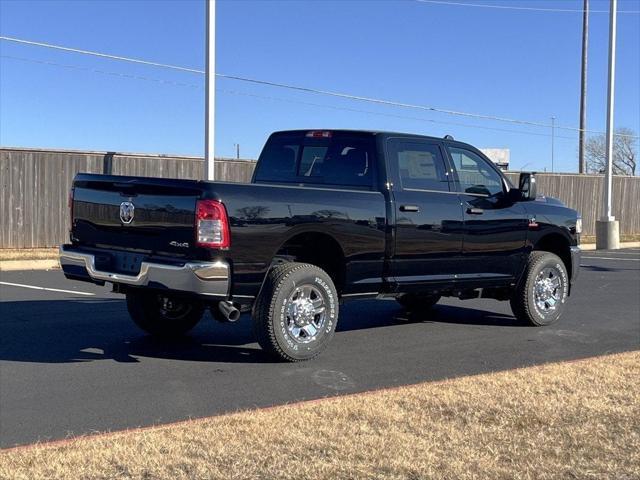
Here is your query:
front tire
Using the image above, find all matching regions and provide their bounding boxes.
[252,263,339,362]
[126,290,204,337]
[510,251,569,326]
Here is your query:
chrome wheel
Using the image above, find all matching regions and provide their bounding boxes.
[285,284,327,344]
[533,267,563,314]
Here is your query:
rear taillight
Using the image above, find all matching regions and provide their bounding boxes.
[68,188,74,233]
[196,199,230,249]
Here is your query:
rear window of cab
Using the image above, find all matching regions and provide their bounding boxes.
[253,132,376,189]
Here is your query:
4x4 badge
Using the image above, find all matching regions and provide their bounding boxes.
[119,201,135,224]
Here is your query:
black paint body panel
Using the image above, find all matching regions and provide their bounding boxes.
[215,182,387,297]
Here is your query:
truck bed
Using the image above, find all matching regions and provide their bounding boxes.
[69,173,387,299]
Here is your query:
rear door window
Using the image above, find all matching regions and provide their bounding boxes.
[387,139,451,192]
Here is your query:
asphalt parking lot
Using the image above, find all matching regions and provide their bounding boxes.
[1,248,639,447]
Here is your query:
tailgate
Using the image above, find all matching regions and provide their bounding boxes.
[71,174,204,256]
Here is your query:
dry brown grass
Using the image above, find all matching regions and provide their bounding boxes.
[0,248,58,261]
[1,352,638,480]
[581,234,640,244]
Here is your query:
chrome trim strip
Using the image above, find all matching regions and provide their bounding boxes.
[403,188,459,195]
[402,187,490,198]
[458,192,490,198]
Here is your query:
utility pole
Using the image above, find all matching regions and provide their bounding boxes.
[578,0,589,173]
[204,0,216,181]
[551,116,556,173]
[234,143,240,159]
[596,0,619,250]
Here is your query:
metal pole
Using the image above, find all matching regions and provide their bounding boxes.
[578,0,589,174]
[596,0,619,250]
[204,0,216,181]
[551,116,555,173]
[602,0,617,221]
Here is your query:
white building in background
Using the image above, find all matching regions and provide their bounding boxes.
[480,148,510,171]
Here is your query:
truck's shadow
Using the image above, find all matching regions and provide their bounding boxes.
[395,305,521,327]
[0,298,518,364]
[580,264,636,272]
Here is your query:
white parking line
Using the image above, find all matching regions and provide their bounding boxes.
[589,252,640,255]
[0,281,95,296]
[581,256,640,261]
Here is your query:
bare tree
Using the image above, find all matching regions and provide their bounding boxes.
[585,127,637,175]
[235,206,270,220]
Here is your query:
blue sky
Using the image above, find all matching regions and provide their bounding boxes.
[0,0,638,172]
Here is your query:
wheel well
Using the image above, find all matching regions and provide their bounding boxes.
[533,233,572,279]
[274,232,346,294]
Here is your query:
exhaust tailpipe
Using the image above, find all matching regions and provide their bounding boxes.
[218,301,241,322]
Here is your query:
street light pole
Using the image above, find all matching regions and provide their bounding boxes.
[204,0,216,181]
[578,0,589,174]
[596,0,620,250]
[551,116,555,173]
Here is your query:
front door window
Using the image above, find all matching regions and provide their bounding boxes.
[448,147,503,197]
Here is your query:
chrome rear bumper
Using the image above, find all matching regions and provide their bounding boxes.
[59,245,229,297]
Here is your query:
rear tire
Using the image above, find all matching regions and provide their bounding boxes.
[510,251,569,326]
[396,293,441,311]
[126,290,204,337]
[252,263,339,362]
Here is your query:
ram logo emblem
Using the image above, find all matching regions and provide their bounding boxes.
[119,201,135,224]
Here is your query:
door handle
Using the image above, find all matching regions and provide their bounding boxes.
[400,204,419,213]
[466,207,484,215]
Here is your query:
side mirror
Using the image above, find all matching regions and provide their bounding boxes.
[518,172,537,201]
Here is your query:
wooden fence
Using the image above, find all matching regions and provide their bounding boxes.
[1,147,638,248]
[503,172,640,239]
[0,147,255,248]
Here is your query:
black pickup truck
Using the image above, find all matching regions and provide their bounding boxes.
[60,130,581,361]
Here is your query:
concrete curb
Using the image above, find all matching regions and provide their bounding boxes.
[579,241,640,251]
[1,243,638,272]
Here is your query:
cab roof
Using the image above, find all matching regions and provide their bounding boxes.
[270,129,475,149]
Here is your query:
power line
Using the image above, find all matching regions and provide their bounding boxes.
[415,0,640,14]
[1,35,638,139]
[0,36,204,73]
[218,88,577,140]
[218,72,551,127]
[1,54,576,139]
[1,55,202,89]
[211,73,640,139]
